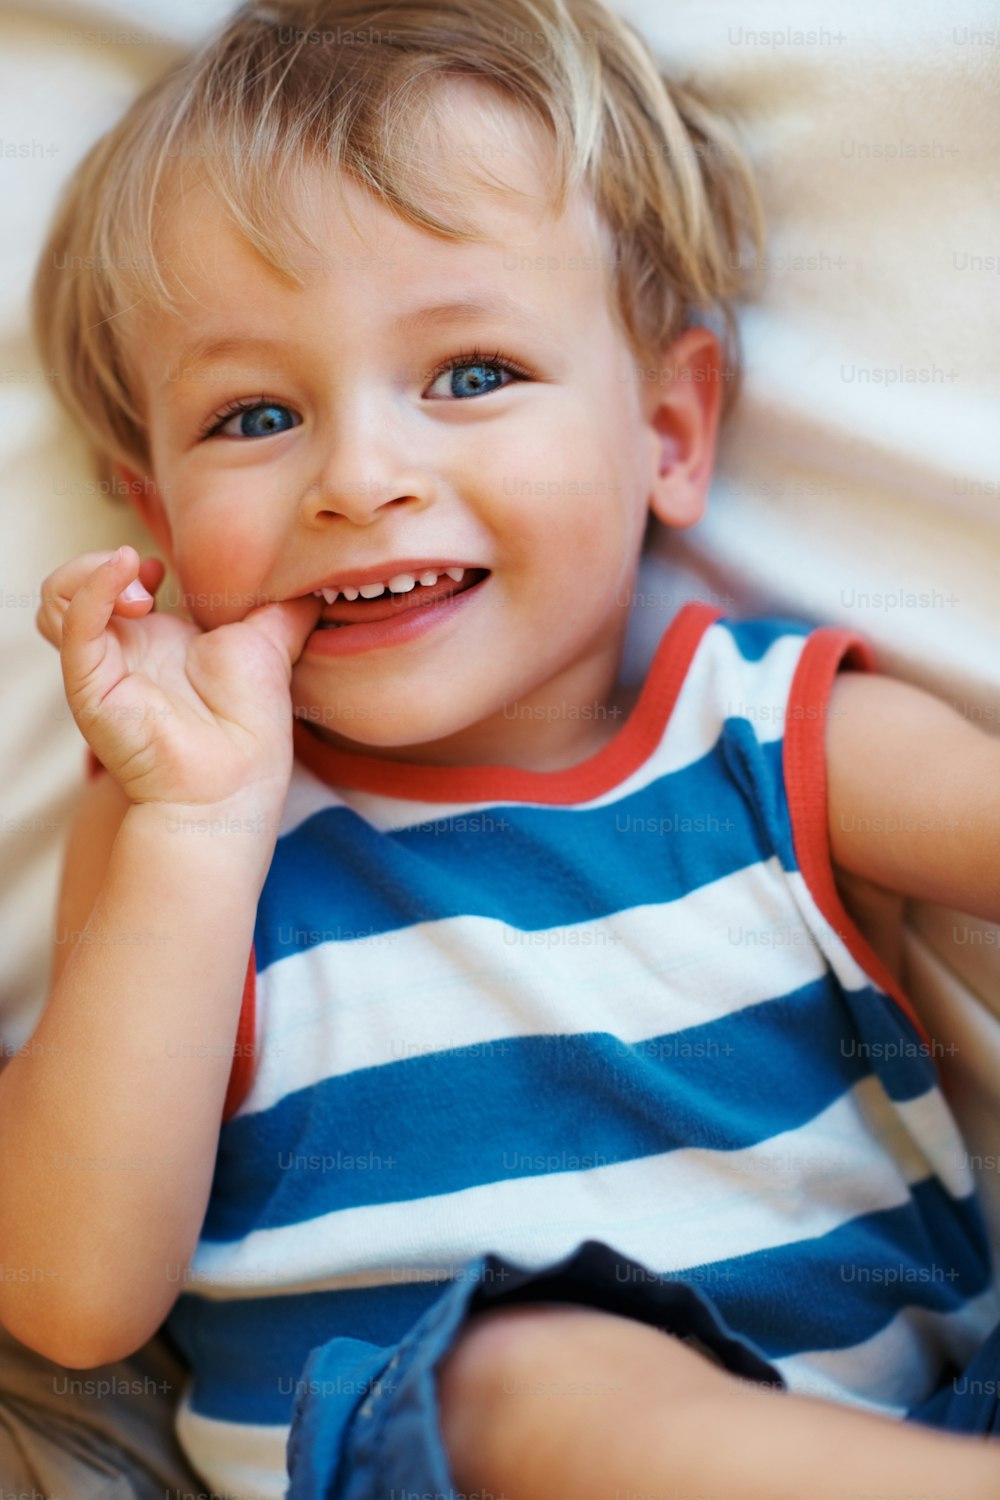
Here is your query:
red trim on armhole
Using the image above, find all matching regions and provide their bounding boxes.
[783,628,932,1049]
[221,946,257,1124]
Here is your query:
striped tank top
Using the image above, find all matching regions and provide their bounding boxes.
[165,601,999,1499]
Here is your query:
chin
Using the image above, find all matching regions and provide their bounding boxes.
[291,693,473,753]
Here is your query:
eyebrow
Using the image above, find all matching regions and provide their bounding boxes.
[395,291,538,332]
[170,292,538,375]
[172,334,288,367]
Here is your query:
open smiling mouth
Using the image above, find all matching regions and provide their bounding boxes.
[313,567,491,628]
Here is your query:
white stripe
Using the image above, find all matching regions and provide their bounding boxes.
[786,869,875,993]
[277,623,805,835]
[243,858,826,1115]
[176,1390,288,1500]
[890,1089,978,1199]
[674,618,804,752]
[191,1078,946,1296]
[776,1284,1000,1414]
[782,867,978,1200]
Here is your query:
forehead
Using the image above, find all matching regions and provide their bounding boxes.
[139,76,618,357]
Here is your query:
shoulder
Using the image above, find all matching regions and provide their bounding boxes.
[827,668,967,738]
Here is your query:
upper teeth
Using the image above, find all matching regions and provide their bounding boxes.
[313,566,466,604]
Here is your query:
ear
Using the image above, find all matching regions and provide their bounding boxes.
[641,326,726,531]
[112,462,175,564]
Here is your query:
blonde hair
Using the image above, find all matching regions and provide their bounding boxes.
[32,0,765,487]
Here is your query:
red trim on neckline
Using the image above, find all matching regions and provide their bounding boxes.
[291,600,722,804]
[783,629,932,1049]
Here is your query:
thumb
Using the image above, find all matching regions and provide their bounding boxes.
[244,593,324,675]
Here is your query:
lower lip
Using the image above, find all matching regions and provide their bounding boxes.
[302,573,491,657]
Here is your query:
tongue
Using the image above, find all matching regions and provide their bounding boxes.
[319,569,487,625]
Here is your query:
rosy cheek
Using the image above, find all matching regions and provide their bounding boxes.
[174,515,274,615]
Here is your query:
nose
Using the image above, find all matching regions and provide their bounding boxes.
[297,403,434,528]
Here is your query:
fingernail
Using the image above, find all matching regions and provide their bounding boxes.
[106,548,123,566]
[120,580,152,603]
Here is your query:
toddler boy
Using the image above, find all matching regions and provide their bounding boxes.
[7,1,1000,1497]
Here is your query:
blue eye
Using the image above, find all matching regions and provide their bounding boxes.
[425,351,527,401]
[448,363,507,398]
[206,402,300,440]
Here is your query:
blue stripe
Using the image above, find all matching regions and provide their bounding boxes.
[835,988,941,1100]
[717,615,812,661]
[168,1276,442,1424]
[206,979,926,1241]
[172,1181,991,1425]
[702,1178,992,1358]
[720,723,798,870]
[254,742,774,970]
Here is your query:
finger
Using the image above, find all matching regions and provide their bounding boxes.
[60,546,144,706]
[37,549,126,647]
[111,556,166,619]
[243,592,325,674]
[37,550,165,642]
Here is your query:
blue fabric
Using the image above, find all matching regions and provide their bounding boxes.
[207,979,919,1243]
[285,1238,783,1499]
[906,1315,1000,1435]
[253,740,774,971]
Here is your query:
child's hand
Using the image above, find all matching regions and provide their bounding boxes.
[37,546,322,812]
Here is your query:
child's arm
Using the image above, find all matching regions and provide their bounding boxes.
[826,671,1000,923]
[0,548,320,1369]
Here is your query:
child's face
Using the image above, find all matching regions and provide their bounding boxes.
[123,82,719,768]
